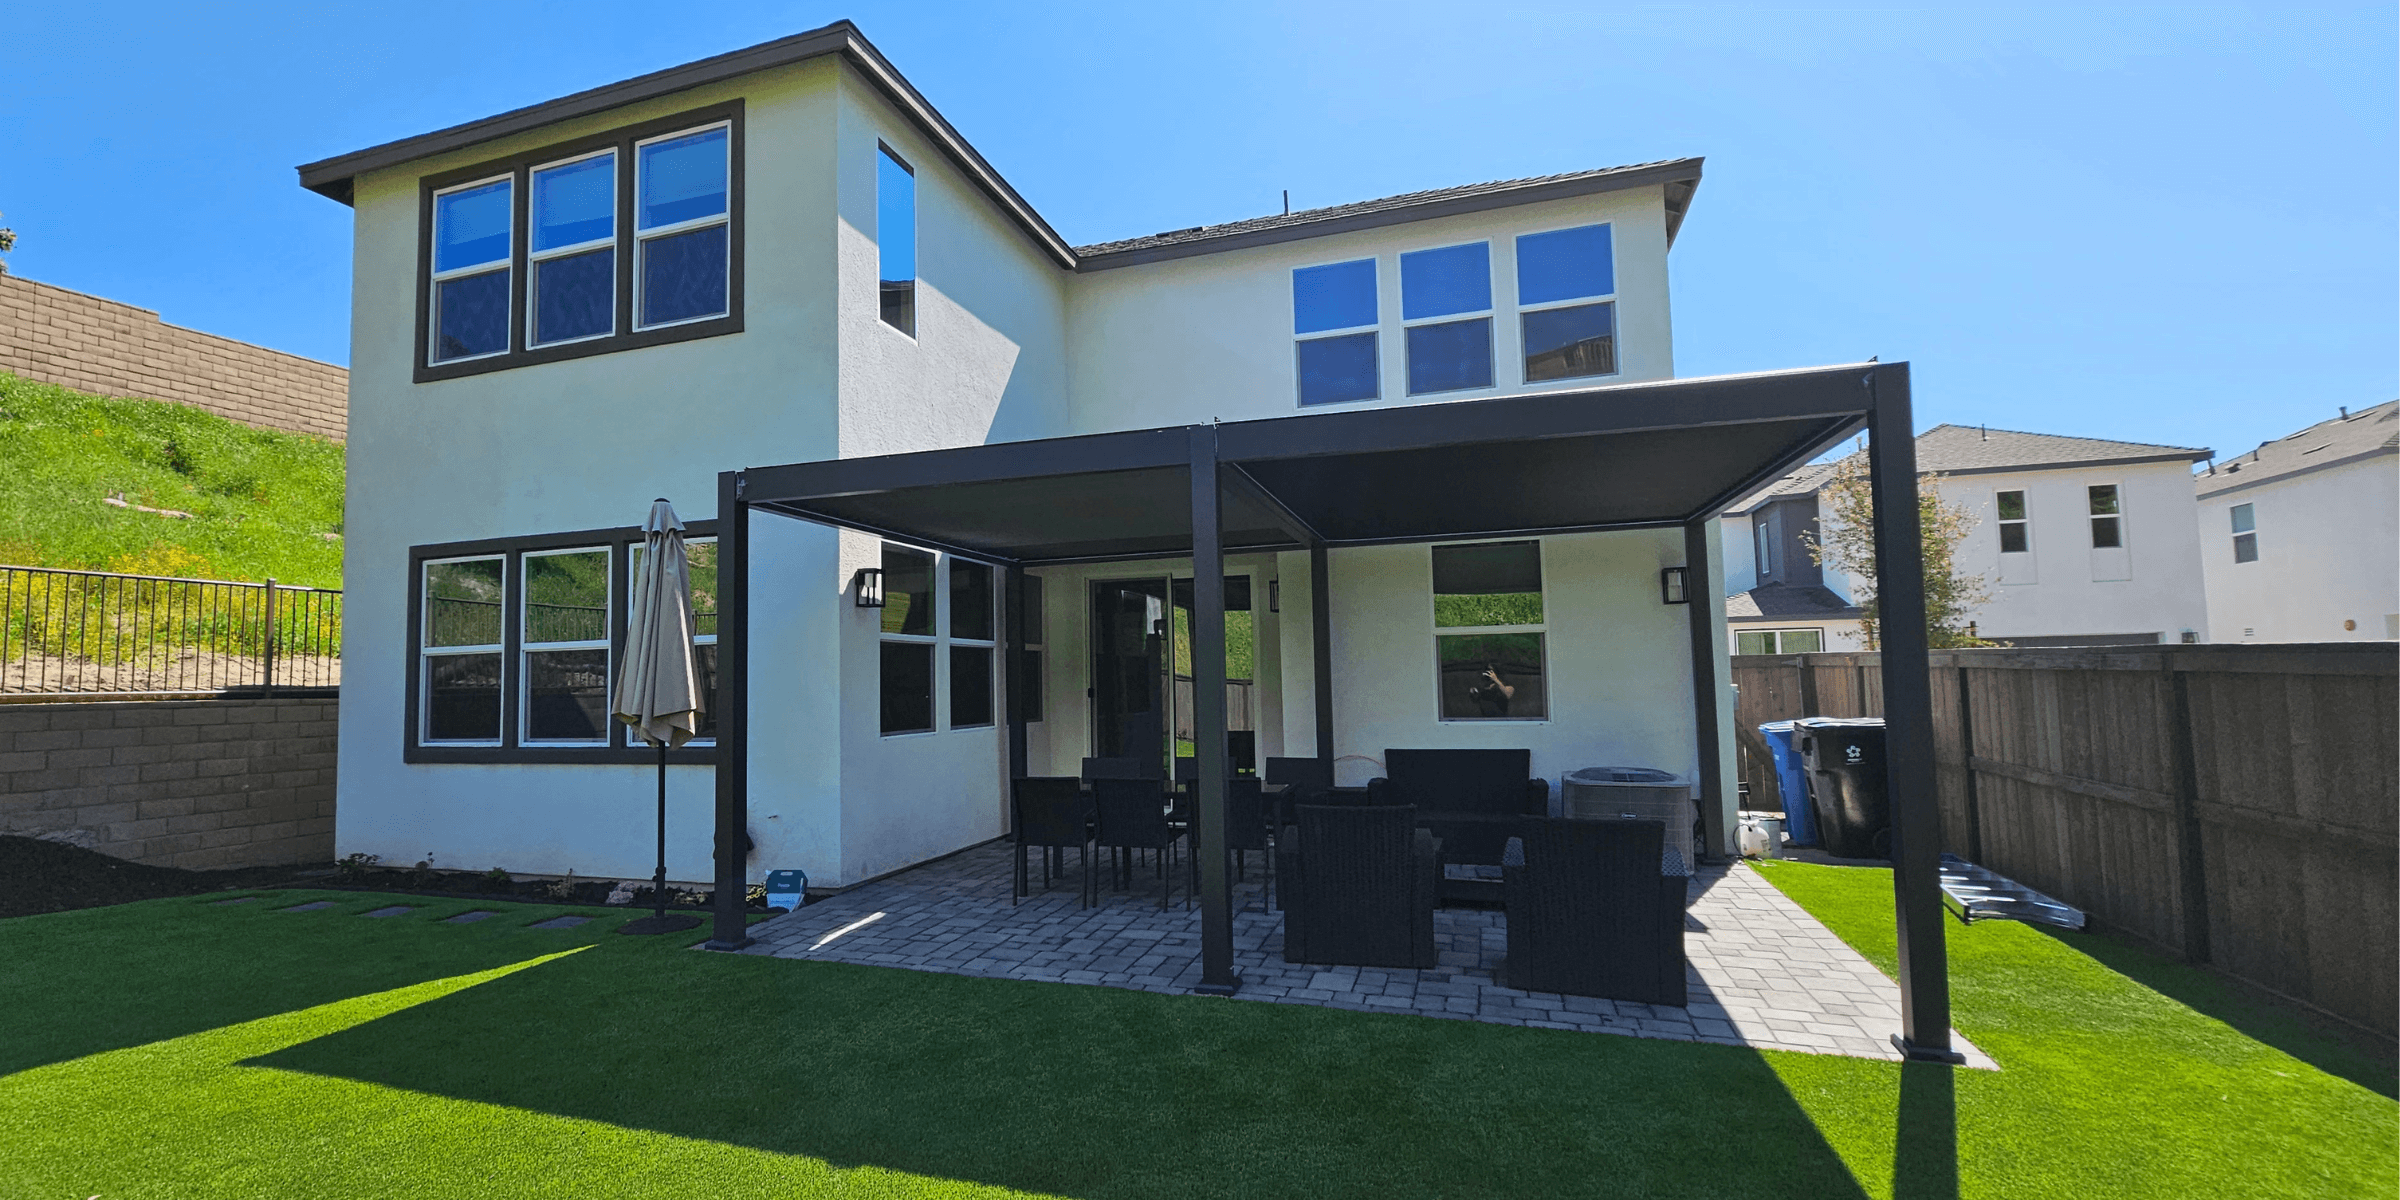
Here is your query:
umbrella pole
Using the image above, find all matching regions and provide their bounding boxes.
[653,739,669,921]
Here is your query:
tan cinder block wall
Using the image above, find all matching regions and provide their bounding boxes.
[0,274,348,441]
[0,697,338,870]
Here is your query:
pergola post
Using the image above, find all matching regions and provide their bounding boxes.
[706,469,753,951]
[1865,363,1959,1062]
[1683,518,1729,859]
[1309,541,1334,774]
[1189,426,1238,994]
[1004,564,1028,783]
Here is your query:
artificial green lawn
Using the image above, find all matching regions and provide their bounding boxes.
[1,869,2389,1198]
[0,371,344,586]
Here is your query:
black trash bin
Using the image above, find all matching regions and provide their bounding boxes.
[1793,717,1891,860]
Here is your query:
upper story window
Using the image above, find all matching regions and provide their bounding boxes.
[878,145,917,335]
[1515,224,1616,382]
[431,179,513,363]
[1401,242,1494,395]
[1293,259,1379,406]
[2087,485,2124,548]
[1997,490,2029,553]
[415,103,742,383]
[2230,503,2258,563]
[529,152,616,348]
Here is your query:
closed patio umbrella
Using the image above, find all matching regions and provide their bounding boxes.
[613,498,704,935]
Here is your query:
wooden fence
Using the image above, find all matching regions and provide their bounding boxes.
[1733,644,2398,1042]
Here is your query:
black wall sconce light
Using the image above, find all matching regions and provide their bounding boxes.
[853,567,885,608]
[1660,566,1690,605]
[1268,579,1280,613]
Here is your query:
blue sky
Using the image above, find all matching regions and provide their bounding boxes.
[3,2,2391,460]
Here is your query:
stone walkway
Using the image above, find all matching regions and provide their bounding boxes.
[740,841,1992,1068]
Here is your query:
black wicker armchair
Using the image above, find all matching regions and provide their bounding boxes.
[1011,776,1095,907]
[1278,804,1441,969]
[1500,817,1692,1006]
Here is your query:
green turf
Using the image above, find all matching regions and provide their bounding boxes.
[1750,860,2396,1199]
[0,371,344,586]
[1,873,2390,1198]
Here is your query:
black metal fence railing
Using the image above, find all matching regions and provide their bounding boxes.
[0,564,342,695]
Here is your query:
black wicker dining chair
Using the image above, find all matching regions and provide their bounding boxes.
[1012,776,1095,907]
[1223,777,1274,909]
[1093,777,1186,910]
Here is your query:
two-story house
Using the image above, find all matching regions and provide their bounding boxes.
[2197,401,2399,642]
[295,21,1916,899]
[1723,425,2214,651]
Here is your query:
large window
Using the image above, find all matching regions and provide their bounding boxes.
[950,560,995,728]
[1996,490,2029,553]
[416,104,741,382]
[1402,242,1494,395]
[878,145,917,335]
[1515,223,1616,382]
[879,545,937,735]
[1431,540,1546,720]
[2230,503,2258,563]
[1736,628,1825,655]
[408,522,718,762]
[1293,259,1379,405]
[422,557,505,743]
[521,548,611,744]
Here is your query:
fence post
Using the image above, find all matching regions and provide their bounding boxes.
[2165,654,2211,964]
[1796,653,1819,717]
[1955,663,1983,863]
[262,577,277,696]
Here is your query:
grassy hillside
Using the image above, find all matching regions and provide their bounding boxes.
[0,372,343,589]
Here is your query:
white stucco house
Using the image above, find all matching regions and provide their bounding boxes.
[1723,425,2215,651]
[2197,401,2399,643]
[291,20,1938,901]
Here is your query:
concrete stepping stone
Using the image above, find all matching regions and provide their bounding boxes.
[212,897,258,905]
[362,906,416,918]
[444,911,499,924]
[528,915,591,930]
[279,901,335,912]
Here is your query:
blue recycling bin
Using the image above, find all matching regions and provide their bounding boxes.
[1756,721,1818,847]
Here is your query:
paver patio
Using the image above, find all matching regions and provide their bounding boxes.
[741,841,1992,1067]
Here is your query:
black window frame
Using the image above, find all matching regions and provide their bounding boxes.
[405,520,718,764]
[413,101,745,385]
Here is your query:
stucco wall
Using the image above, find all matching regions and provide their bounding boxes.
[1061,188,1676,435]
[0,274,348,439]
[334,61,846,885]
[2200,453,2399,642]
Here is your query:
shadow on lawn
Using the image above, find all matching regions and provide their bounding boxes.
[1892,1061,1958,1200]
[250,946,1878,1200]
[2040,927,2398,1100]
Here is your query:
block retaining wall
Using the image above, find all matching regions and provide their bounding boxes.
[0,696,338,871]
[0,274,347,440]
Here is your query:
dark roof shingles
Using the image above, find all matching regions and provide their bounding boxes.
[2196,400,2398,495]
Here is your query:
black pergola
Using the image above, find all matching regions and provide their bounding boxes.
[702,360,1963,1063]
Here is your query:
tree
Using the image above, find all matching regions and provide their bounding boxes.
[1803,448,1993,650]
[0,214,14,275]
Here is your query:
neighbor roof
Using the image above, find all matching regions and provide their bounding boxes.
[294,21,1703,277]
[2195,400,2399,500]
[1726,584,1861,622]
[1071,159,1706,271]
[1912,424,2211,476]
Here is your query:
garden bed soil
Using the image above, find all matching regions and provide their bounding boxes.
[0,835,326,919]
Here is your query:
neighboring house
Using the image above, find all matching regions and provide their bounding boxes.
[1720,463,1866,653]
[296,22,1738,888]
[2197,401,2399,643]
[1723,424,2214,651]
